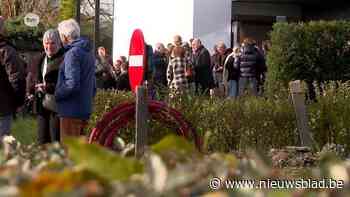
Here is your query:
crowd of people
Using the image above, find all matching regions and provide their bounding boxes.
[95,47,131,91]
[98,35,268,99]
[0,15,268,145]
[165,36,268,97]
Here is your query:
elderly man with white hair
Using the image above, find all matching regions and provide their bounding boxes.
[191,38,214,95]
[55,19,96,139]
[0,16,26,138]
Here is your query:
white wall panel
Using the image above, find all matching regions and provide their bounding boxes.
[113,0,232,59]
[193,0,232,52]
[113,0,194,59]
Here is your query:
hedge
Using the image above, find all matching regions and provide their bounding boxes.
[88,90,298,153]
[267,20,350,91]
[88,83,350,154]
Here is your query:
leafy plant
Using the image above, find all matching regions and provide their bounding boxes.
[1,135,349,196]
[89,90,298,153]
[64,137,144,181]
[59,0,76,21]
[267,21,350,92]
[308,82,350,152]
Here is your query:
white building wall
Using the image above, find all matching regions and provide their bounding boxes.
[113,0,231,60]
[193,0,232,52]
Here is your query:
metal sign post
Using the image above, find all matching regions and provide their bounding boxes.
[135,85,148,158]
[129,29,148,158]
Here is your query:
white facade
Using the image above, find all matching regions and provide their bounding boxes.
[113,0,232,60]
[193,0,232,52]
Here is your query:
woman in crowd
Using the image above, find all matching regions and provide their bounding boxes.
[26,29,64,144]
[223,46,241,98]
[167,46,188,97]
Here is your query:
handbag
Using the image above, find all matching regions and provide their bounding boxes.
[185,67,193,77]
[185,64,195,77]
[42,94,57,112]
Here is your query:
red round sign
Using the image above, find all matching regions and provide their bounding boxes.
[128,29,146,92]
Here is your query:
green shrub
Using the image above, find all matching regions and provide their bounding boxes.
[204,97,297,152]
[308,82,350,151]
[267,21,350,92]
[87,90,134,133]
[88,90,298,153]
[12,116,37,145]
[89,82,350,154]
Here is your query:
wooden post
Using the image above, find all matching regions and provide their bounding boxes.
[289,80,313,147]
[135,85,148,158]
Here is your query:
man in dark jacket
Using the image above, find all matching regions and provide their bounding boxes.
[115,63,131,91]
[95,46,114,89]
[152,43,168,87]
[0,16,26,137]
[191,38,214,95]
[237,38,265,96]
[56,19,96,139]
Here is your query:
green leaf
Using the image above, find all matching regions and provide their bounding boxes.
[151,134,196,156]
[64,138,143,181]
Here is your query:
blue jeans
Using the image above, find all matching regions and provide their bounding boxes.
[228,80,238,98]
[0,114,13,137]
[239,77,258,96]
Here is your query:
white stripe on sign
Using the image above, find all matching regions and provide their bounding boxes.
[129,55,143,67]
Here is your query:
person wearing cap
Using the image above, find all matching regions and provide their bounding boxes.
[0,16,26,137]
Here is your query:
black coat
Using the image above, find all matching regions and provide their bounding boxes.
[115,72,131,91]
[95,56,114,89]
[224,54,240,81]
[238,44,265,78]
[26,49,64,114]
[39,49,64,94]
[192,46,215,89]
[0,36,26,116]
[152,51,168,86]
